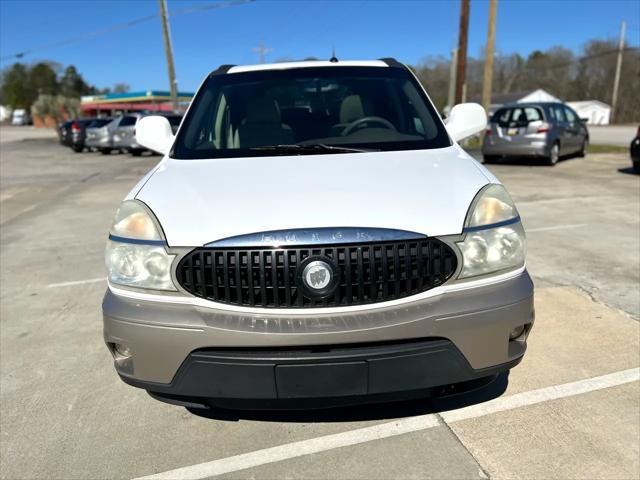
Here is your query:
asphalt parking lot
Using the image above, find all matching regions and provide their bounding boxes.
[1,127,638,480]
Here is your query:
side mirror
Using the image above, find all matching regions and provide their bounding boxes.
[445,103,487,142]
[135,116,175,155]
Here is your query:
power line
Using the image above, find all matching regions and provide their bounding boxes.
[0,0,255,62]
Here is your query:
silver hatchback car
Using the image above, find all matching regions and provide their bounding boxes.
[482,102,589,166]
[113,114,182,156]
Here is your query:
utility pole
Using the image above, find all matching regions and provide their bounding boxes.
[447,48,458,112]
[454,0,470,104]
[482,0,498,113]
[252,41,273,64]
[611,20,626,123]
[158,0,178,112]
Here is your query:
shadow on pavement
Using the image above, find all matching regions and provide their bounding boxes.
[618,166,639,175]
[186,372,510,423]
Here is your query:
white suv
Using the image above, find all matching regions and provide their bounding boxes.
[103,59,533,409]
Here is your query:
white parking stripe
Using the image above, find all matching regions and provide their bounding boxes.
[527,224,588,233]
[440,367,639,423]
[138,415,441,480]
[134,368,639,480]
[46,277,105,288]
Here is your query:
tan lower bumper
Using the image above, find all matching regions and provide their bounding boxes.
[103,271,534,384]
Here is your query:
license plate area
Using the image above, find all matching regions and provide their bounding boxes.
[276,362,367,398]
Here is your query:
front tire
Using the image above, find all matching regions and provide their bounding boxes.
[545,142,560,166]
[100,148,111,155]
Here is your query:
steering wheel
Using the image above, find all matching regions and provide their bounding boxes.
[342,116,397,136]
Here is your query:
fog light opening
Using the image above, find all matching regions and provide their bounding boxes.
[509,325,527,341]
[113,343,132,358]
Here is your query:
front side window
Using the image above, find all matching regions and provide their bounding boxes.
[172,66,450,159]
[553,105,566,123]
[563,107,577,124]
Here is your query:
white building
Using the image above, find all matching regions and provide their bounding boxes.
[479,89,562,115]
[0,105,9,122]
[566,100,611,125]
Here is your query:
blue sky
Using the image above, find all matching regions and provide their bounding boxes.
[0,0,638,92]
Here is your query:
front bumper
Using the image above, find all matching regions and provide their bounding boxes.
[103,270,534,402]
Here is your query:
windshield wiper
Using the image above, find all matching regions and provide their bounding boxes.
[250,144,371,154]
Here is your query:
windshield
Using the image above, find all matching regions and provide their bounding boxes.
[165,115,182,126]
[172,66,450,159]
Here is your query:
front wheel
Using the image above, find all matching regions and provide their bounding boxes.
[545,142,560,166]
[100,148,111,155]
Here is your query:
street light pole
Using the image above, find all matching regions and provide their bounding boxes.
[158,0,178,112]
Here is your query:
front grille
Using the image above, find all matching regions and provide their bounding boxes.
[176,239,458,308]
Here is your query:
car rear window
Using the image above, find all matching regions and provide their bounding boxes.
[492,109,511,126]
[119,116,137,127]
[492,106,543,125]
[88,119,111,128]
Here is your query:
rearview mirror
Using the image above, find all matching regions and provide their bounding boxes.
[445,103,487,142]
[135,116,175,155]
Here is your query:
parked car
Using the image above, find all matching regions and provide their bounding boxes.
[631,126,640,173]
[58,120,73,145]
[103,59,534,409]
[482,102,589,166]
[65,118,111,152]
[86,115,137,154]
[113,114,182,156]
[11,109,30,125]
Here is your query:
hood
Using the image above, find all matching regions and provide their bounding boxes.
[135,147,491,247]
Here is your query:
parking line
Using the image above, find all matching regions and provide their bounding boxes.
[134,368,639,480]
[46,277,106,288]
[527,223,587,233]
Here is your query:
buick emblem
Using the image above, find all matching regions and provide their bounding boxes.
[297,257,339,298]
[303,261,332,290]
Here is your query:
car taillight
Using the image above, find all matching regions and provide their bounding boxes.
[536,123,551,133]
[485,127,492,135]
[71,122,81,132]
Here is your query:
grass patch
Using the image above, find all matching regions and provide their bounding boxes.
[587,144,629,154]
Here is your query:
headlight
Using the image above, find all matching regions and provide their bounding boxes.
[457,184,526,279]
[105,200,176,291]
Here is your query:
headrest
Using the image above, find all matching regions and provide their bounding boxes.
[246,97,281,124]
[340,95,370,123]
